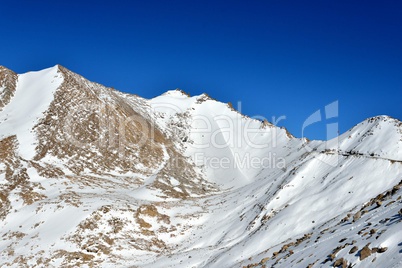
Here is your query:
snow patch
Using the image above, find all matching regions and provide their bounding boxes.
[0,65,63,159]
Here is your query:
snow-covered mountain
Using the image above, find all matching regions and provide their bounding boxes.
[0,65,401,267]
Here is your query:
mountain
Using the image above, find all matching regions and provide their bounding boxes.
[0,65,401,268]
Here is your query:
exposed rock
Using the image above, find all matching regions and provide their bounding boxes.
[349,246,358,254]
[360,244,372,261]
[353,212,361,222]
[0,66,17,112]
[333,258,348,268]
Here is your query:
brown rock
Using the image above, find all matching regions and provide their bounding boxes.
[279,244,289,253]
[261,257,270,263]
[333,258,348,268]
[349,246,358,254]
[360,244,372,261]
[353,211,361,222]
[328,253,336,261]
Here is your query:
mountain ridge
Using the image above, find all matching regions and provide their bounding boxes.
[3,64,400,139]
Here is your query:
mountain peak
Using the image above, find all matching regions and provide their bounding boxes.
[355,115,402,131]
[366,115,400,124]
[0,65,15,75]
[162,88,191,98]
[27,64,61,75]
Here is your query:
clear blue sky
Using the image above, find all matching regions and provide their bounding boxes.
[1,0,401,140]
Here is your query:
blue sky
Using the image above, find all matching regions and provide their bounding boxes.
[1,0,401,140]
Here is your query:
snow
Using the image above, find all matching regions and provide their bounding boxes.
[150,91,300,190]
[0,65,63,159]
[147,90,402,267]
[337,116,402,160]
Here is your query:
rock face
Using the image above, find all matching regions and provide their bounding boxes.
[0,66,17,111]
[0,65,402,267]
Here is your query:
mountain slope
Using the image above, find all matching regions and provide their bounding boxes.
[0,65,401,267]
